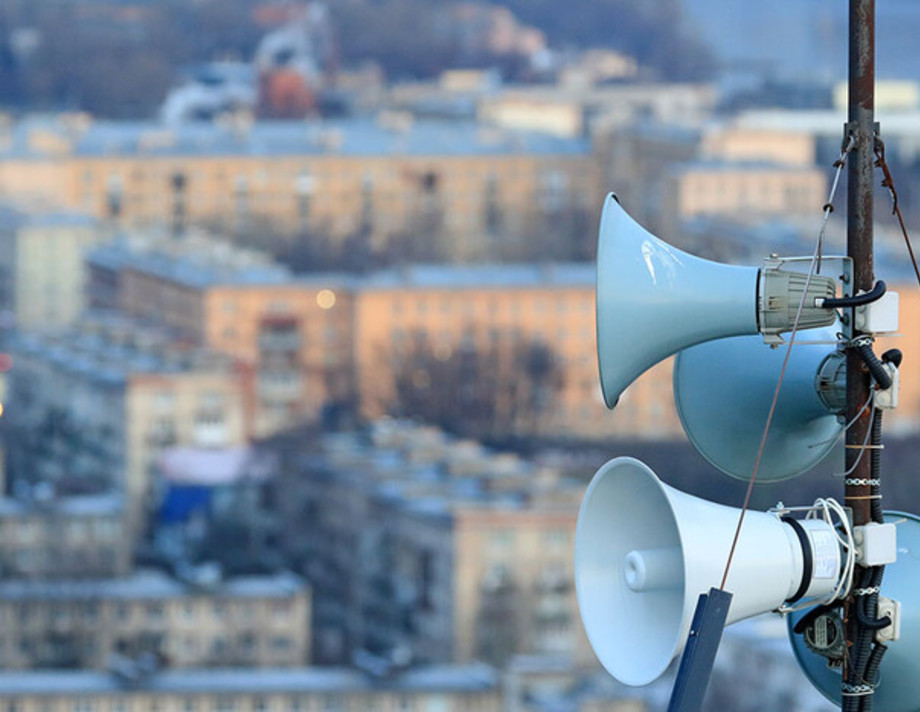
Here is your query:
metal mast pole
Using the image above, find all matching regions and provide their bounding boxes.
[844,0,876,707]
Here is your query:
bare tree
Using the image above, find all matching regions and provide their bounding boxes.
[388,332,564,441]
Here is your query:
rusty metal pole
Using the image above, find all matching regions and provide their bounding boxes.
[844,0,875,707]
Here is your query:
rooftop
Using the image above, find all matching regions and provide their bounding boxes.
[0,568,305,601]
[0,662,499,695]
[2,116,590,160]
[10,315,236,386]
[89,238,594,291]
[295,420,582,520]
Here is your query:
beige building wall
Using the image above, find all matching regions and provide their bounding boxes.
[664,163,826,225]
[120,268,208,340]
[451,507,594,666]
[700,127,816,167]
[352,281,606,437]
[0,123,600,262]
[876,285,920,435]
[111,261,686,441]
[352,278,682,440]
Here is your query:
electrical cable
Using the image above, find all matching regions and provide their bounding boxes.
[821,280,887,309]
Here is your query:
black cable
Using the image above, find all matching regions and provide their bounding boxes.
[871,409,884,523]
[855,343,893,390]
[860,643,888,712]
[822,280,887,308]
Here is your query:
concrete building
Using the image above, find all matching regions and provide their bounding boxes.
[661,161,827,234]
[87,237,355,438]
[700,125,817,167]
[0,663,501,712]
[270,420,592,668]
[0,207,105,329]
[0,115,599,261]
[0,493,129,580]
[4,316,248,531]
[0,568,309,670]
[87,245,682,441]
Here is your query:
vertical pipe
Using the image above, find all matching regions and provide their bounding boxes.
[845,0,875,708]
[846,0,875,523]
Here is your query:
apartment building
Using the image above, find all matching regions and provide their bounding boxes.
[0,569,309,670]
[699,125,817,167]
[0,207,105,329]
[0,663,501,712]
[271,420,593,668]
[4,317,248,531]
[88,243,682,440]
[0,115,599,261]
[661,161,827,235]
[88,238,355,438]
[0,494,129,580]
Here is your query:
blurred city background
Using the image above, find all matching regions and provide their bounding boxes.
[0,0,918,710]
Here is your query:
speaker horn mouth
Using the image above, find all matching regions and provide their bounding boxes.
[623,548,682,592]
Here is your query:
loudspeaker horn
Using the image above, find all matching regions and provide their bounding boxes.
[596,193,838,407]
[575,457,842,686]
[789,511,920,712]
[673,327,845,482]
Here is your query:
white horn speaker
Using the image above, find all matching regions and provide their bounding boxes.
[575,457,842,686]
[596,193,838,407]
[673,327,845,482]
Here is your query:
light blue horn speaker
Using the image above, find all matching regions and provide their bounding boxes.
[673,328,845,482]
[789,512,920,712]
[596,193,838,407]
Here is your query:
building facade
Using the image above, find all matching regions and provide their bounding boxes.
[0,663,501,712]
[5,318,248,531]
[0,569,309,670]
[0,494,129,580]
[0,115,599,261]
[0,208,105,329]
[271,421,592,668]
[88,246,682,441]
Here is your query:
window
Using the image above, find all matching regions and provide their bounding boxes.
[320,697,343,712]
[270,636,293,652]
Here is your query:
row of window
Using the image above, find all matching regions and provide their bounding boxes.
[389,297,592,317]
[7,598,296,625]
[8,692,467,712]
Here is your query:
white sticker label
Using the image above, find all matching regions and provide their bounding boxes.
[810,530,840,579]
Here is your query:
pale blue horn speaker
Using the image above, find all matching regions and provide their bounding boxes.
[673,328,845,482]
[596,193,838,407]
[789,512,920,712]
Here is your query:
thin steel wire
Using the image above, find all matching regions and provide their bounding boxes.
[875,137,920,290]
[719,144,853,591]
